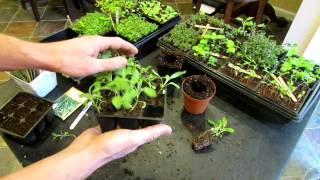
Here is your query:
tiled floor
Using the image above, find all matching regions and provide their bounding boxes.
[0,0,319,179]
[0,0,67,42]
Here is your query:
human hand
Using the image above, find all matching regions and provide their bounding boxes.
[67,124,172,163]
[42,36,138,77]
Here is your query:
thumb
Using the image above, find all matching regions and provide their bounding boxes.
[94,56,128,72]
[130,124,172,146]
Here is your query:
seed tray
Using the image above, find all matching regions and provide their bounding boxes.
[157,37,320,122]
[0,92,54,144]
[96,94,167,132]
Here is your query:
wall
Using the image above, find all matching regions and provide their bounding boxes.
[283,0,320,57]
[269,0,302,13]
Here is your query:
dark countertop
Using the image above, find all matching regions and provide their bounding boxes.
[3,49,320,180]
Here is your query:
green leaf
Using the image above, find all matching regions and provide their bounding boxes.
[167,82,180,89]
[112,96,122,110]
[221,116,228,128]
[224,128,235,133]
[169,70,186,80]
[142,87,157,98]
[208,119,216,127]
[130,71,140,85]
[122,92,134,110]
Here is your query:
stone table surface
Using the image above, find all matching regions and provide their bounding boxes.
[2,49,320,180]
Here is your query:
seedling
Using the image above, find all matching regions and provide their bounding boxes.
[238,33,283,73]
[163,23,200,51]
[192,116,235,151]
[208,116,235,137]
[52,131,76,141]
[95,0,137,15]
[192,32,236,67]
[72,12,112,35]
[83,58,185,112]
[115,14,158,42]
[139,0,178,24]
[265,45,320,102]
[235,16,265,36]
[152,70,186,94]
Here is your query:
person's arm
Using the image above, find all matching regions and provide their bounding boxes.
[3,125,172,180]
[0,34,138,77]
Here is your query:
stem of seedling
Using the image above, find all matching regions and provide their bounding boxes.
[228,63,261,79]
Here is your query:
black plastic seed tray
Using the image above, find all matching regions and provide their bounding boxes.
[96,94,167,132]
[0,92,54,144]
[157,37,320,122]
[41,16,181,57]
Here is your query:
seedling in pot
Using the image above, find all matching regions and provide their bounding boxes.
[72,12,113,35]
[192,116,234,151]
[83,58,185,113]
[139,0,179,24]
[52,130,76,141]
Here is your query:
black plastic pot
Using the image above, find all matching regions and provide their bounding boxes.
[0,92,53,144]
[157,36,320,122]
[96,94,166,132]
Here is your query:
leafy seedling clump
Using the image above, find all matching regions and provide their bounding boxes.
[83,58,185,113]
[115,14,158,42]
[139,0,178,24]
[192,32,236,68]
[192,116,234,151]
[72,12,112,35]
[95,0,137,15]
[163,23,200,51]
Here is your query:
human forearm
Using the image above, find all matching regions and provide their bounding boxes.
[3,145,107,180]
[0,34,54,71]
[0,34,138,77]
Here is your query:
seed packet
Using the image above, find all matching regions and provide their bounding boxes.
[53,87,87,120]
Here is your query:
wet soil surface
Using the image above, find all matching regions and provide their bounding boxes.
[257,83,310,111]
[183,75,215,99]
[157,49,184,76]
[218,65,263,90]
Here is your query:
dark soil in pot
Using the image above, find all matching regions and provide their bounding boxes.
[257,83,310,111]
[182,75,216,114]
[157,50,184,76]
[0,92,52,138]
[183,75,215,99]
[192,129,217,151]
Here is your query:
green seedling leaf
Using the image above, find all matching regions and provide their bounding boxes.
[112,96,122,110]
[167,82,180,89]
[169,70,186,79]
[142,87,157,98]
[224,128,235,133]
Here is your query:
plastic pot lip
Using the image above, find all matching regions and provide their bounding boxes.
[182,75,216,101]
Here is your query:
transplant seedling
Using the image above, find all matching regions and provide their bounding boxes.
[192,116,234,151]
